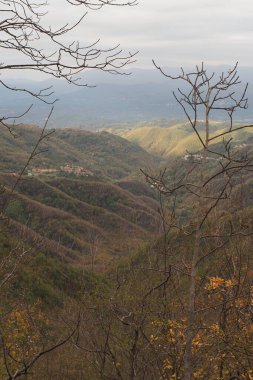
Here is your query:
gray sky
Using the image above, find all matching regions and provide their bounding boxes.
[46,0,253,69]
[4,0,253,82]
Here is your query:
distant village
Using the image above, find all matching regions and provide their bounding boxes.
[27,164,94,177]
[183,154,220,161]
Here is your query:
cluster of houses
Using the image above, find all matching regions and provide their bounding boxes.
[183,143,251,162]
[28,164,94,177]
[183,154,218,161]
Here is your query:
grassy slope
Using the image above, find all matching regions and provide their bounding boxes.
[117,121,253,158]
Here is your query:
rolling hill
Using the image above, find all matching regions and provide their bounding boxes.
[115,121,253,158]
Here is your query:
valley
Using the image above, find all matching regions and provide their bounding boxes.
[1,0,253,378]
[0,118,252,379]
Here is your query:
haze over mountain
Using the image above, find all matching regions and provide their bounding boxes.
[2,67,253,128]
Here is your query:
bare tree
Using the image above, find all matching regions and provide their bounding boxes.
[143,62,253,380]
[0,0,137,377]
[67,0,137,8]
[0,0,137,286]
[39,63,253,379]
[0,0,137,129]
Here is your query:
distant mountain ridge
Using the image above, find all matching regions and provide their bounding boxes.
[1,67,253,127]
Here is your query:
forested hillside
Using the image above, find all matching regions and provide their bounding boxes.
[1,173,161,269]
[0,124,158,179]
[1,111,253,379]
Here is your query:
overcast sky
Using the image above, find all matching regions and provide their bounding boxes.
[46,0,253,69]
[4,0,253,82]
